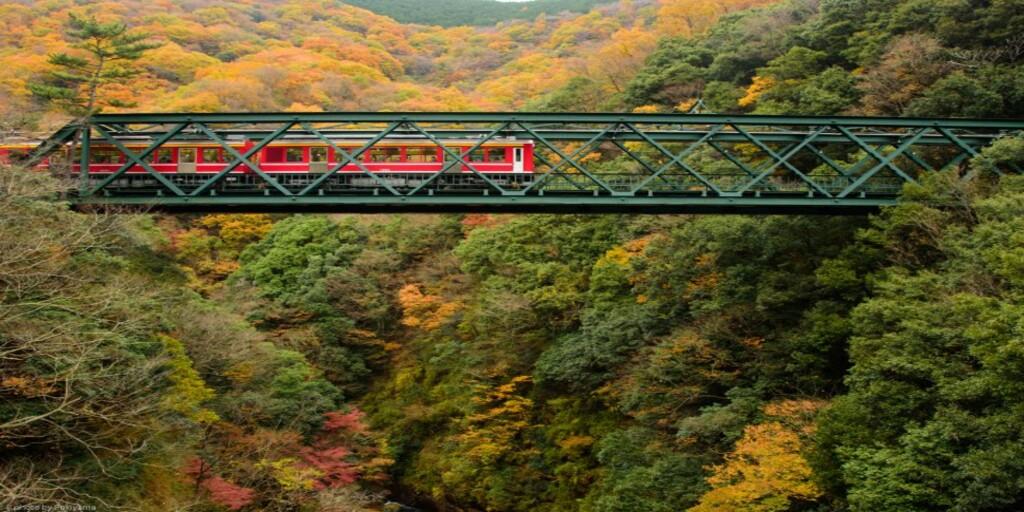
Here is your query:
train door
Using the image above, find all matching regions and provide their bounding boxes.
[310,147,328,173]
[241,140,255,172]
[178,148,197,174]
[513,147,524,173]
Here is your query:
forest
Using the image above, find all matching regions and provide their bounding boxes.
[340,0,612,27]
[2,0,1024,511]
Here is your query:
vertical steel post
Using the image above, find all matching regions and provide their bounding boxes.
[78,125,90,196]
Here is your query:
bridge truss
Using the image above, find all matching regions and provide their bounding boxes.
[31,112,1024,214]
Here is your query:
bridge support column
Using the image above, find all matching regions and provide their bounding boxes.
[78,126,90,195]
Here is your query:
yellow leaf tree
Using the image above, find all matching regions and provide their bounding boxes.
[159,334,219,424]
[690,400,824,512]
[398,284,461,331]
[655,0,776,38]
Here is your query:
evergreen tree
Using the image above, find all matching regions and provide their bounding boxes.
[29,14,159,117]
[28,14,159,184]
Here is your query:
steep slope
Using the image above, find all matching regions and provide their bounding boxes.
[0,0,773,133]
[615,0,1024,117]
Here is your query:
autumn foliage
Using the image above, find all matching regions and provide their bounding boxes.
[692,401,825,512]
[7,0,1024,511]
[398,284,461,331]
[655,0,777,38]
[184,458,256,511]
[0,0,788,131]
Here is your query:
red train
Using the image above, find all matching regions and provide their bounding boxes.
[0,142,42,167]
[0,138,535,175]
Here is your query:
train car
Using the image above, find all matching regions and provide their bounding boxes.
[2,136,535,192]
[257,139,534,174]
[60,138,534,175]
[0,142,47,167]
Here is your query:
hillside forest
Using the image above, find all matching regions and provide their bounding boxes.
[3,0,1024,511]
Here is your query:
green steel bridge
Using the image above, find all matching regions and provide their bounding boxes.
[27,112,1024,214]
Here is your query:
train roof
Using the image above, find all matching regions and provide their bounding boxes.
[1,136,534,149]
[0,137,44,148]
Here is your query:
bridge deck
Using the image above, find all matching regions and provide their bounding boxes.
[70,194,891,215]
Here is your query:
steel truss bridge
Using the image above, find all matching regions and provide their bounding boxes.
[29,112,1024,214]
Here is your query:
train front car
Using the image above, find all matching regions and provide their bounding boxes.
[0,142,49,168]
[68,137,535,194]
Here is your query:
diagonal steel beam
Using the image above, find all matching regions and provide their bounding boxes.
[530,150,588,191]
[610,139,679,191]
[26,124,77,168]
[941,151,974,173]
[805,145,855,182]
[938,127,983,159]
[733,125,831,196]
[901,148,936,173]
[802,145,864,196]
[623,122,725,195]
[191,123,294,197]
[522,123,620,194]
[837,126,920,185]
[515,122,618,195]
[707,140,763,178]
[731,135,823,195]
[825,139,910,185]
[798,126,860,183]
[838,128,932,198]
[938,127,1023,175]
[91,125,187,197]
[404,121,511,195]
[709,141,801,193]
[298,121,402,196]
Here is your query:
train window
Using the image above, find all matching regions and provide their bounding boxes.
[179,148,196,163]
[89,148,122,164]
[8,149,30,163]
[155,148,174,164]
[371,147,401,162]
[487,148,506,162]
[286,147,304,162]
[310,147,328,162]
[406,147,438,162]
[467,149,486,162]
[201,148,222,163]
[335,147,357,160]
[264,147,284,162]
